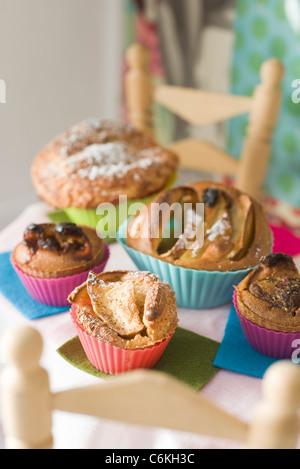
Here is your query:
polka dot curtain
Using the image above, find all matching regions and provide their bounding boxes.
[228,0,300,208]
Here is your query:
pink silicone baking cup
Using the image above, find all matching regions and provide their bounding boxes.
[70,305,173,375]
[233,290,300,359]
[11,243,110,307]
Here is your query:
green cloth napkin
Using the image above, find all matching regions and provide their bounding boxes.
[57,327,220,391]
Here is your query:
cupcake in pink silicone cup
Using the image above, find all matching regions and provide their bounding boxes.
[234,253,300,359]
[68,270,178,375]
[11,222,109,307]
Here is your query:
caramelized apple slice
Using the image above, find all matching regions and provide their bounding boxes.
[127,186,198,259]
[228,194,254,261]
[143,281,176,342]
[86,272,145,337]
[154,187,200,260]
[178,189,232,262]
[67,280,93,314]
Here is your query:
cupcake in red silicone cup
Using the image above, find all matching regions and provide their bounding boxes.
[11,222,109,307]
[67,270,178,374]
[234,253,300,359]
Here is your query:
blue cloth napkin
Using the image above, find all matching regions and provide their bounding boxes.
[213,303,277,379]
[0,251,69,320]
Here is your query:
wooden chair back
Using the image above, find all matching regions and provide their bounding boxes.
[1,325,300,449]
[125,43,285,200]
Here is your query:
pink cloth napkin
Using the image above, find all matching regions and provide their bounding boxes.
[270,224,300,257]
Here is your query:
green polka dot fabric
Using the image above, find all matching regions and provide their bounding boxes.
[228,0,300,207]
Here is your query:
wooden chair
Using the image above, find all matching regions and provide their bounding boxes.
[1,325,300,449]
[125,43,285,200]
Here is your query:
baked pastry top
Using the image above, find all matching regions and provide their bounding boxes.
[236,253,300,333]
[68,270,178,350]
[12,222,105,278]
[31,119,179,209]
[126,181,272,272]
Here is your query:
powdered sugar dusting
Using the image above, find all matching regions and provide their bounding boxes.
[206,213,231,242]
[39,119,173,184]
[41,141,163,182]
[41,161,61,180]
[58,119,133,157]
[66,142,158,181]
[85,118,132,133]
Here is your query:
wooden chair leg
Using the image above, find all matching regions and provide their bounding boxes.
[0,326,53,449]
[235,58,284,200]
[246,361,300,449]
[125,43,154,137]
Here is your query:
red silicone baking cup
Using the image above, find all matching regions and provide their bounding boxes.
[11,243,110,307]
[70,305,173,375]
[233,290,300,359]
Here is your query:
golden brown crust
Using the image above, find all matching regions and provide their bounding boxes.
[31,119,179,209]
[236,253,300,333]
[12,223,105,278]
[126,181,272,272]
[68,270,178,350]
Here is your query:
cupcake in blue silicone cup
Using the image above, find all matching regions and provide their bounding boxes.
[117,182,273,309]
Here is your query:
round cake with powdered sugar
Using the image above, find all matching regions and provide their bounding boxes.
[31,119,179,209]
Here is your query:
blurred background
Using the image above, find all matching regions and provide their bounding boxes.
[1,0,300,229]
[0,0,122,229]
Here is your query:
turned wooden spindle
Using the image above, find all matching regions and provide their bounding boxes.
[125,43,154,137]
[0,326,53,449]
[236,58,284,199]
[247,361,300,449]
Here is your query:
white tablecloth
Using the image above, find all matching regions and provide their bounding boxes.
[0,203,294,450]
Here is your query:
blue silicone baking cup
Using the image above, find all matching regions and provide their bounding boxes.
[117,220,256,310]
